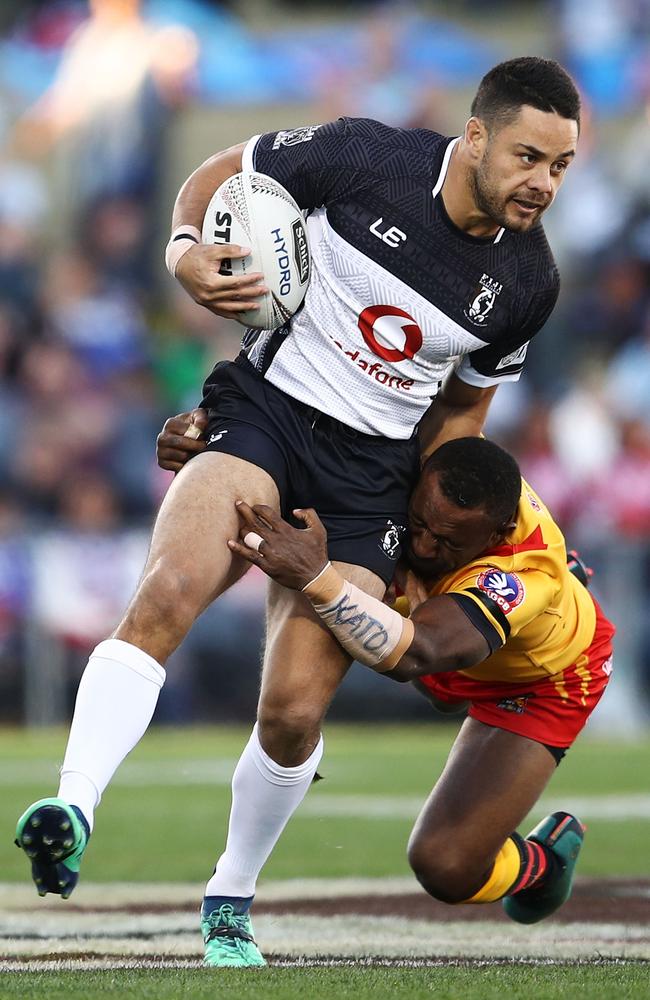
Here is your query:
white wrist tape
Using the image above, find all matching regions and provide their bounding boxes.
[165,225,201,277]
[302,564,414,671]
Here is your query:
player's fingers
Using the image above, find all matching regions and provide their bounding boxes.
[158,447,201,467]
[204,243,252,261]
[250,504,282,528]
[234,274,268,288]
[209,284,267,302]
[292,508,322,531]
[158,458,184,473]
[235,499,268,531]
[235,500,278,536]
[162,433,206,453]
[221,301,263,313]
[161,413,194,435]
[189,408,209,429]
[228,538,264,566]
[242,530,265,551]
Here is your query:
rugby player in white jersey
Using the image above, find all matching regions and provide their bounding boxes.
[16,56,580,968]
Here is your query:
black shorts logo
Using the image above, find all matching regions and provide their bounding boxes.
[379,520,405,559]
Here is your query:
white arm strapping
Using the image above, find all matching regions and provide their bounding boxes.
[165,225,201,277]
[302,563,414,672]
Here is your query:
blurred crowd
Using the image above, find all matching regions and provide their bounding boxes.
[0,0,649,723]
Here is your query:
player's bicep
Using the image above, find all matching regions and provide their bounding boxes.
[451,567,557,643]
[391,595,491,680]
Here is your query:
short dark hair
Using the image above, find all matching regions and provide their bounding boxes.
[471,57,581,132]
[422,437,521,528]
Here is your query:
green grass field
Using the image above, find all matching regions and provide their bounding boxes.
[2,723,650,881]
[2,723,650,999]
[3,965,650,1000]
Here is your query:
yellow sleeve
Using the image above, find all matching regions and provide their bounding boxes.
[392,595,411,619]
[443,565,557,651]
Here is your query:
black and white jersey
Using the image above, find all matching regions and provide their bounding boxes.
[241,117,559,440]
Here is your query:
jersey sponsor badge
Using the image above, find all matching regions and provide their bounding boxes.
[358,305,423,362]
[476,569,525,615]
[272,125,322,149]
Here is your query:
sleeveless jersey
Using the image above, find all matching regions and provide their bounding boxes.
[240,117,560,439]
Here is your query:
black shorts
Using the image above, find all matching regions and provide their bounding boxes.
[199,355,420,585]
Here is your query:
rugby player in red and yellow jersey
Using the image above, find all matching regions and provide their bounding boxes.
[229,436,615,924]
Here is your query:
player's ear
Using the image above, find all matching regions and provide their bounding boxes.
[464,116,488,160]
[488,519,516,548]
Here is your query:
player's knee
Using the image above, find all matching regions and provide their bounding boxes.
[407,833,478,904]
[127,563,204,633]
[257,703,323,765]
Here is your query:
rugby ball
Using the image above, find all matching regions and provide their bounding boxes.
[202,171,310,330]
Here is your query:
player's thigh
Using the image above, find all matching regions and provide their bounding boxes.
[258,562,385,758]
[141,451,279,609]
[410,717,556,860]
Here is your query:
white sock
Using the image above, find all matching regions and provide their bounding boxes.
[57,639,166,831]
[205,723,324,898]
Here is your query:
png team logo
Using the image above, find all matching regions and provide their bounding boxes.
[497,693,534,715]
[476,569,525,615]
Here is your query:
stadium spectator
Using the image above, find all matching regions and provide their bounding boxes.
[12,0,198,210]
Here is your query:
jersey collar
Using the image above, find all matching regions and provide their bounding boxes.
[432,136,505,246]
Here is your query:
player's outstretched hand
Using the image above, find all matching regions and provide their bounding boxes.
[175,243,268,318]
[229,501,330,590]
[156,409,208,473]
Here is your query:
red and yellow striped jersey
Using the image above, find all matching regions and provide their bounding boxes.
[414,479,596,683]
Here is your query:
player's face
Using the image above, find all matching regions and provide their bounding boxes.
[406,471,506,581]
[470,106,578,232]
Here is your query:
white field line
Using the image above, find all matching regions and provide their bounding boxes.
[4,757,650,819]
[4,876,648,912]
[3,880,650,965]
[2,958,643,972]
[2,913,650,962]
[0,877,421,910]
[0,759,239,786]
[300,793,650,821]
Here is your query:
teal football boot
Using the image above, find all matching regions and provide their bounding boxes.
[15,797,90,899]
[201,896,266,968]
[503,811,585,924]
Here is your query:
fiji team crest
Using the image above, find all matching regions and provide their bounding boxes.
[379,520,406,559]
[476,569,525,615]
[464,273,503,326]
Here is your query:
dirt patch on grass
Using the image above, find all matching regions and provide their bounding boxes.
[254,879,650,925]
[45,878,650,924]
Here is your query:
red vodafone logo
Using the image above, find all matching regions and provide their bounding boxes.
[358,305,423,363]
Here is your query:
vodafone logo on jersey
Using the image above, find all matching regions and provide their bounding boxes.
[358,305,423,363]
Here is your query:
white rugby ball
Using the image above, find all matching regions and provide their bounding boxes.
[202,171,310,330]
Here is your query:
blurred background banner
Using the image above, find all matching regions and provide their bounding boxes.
[0,0,648,728]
